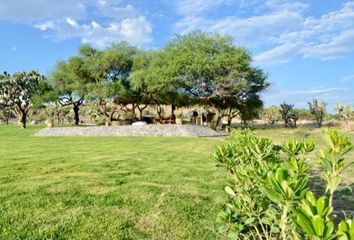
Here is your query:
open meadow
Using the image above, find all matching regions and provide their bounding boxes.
[0,126,353,239]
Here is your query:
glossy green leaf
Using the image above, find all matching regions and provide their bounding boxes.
[306,191,317,206]
[312,215,325,236]
[296,212,316,236]
[339,221,349,232]
[316,196,329,216]
[324,221,334,237]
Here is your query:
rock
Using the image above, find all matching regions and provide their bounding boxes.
[132,121,147,126]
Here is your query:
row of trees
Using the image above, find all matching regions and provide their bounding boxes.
[0,32,269,128]
[263,98,328,128]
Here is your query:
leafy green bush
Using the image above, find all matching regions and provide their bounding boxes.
[215,128,353,239]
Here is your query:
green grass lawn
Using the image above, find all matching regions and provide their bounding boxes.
[0,126,225,239]
[0,126,353,239]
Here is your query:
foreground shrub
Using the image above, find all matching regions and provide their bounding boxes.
[215,129,353,239]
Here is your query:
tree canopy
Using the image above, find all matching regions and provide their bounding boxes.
[2,32,271,128]
[0,70,48,128]
[50,45,100,125]
[146,32,269,127]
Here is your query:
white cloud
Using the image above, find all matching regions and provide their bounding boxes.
[256,1,354,63]
[263,86,351,109]
[66,18,79,28]
[211,11,303,46]
[38,16,153,48]
[254,43,301,65]
[302,29,354,60]
[175,10,304,48]
[173,0,354,64]
[0,0,87,22]
[34,21,56,31]
[286,87,350,95]
[175,0,234,16]
[0,0,154,48]
[96,2,139,19]
[264,0,309,12]
[341,75,354,82]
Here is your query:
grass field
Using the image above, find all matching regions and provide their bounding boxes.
[0,126,353,239]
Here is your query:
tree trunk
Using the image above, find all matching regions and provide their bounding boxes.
[138,109,143,121]
[214,116,222,130]
[212,110,222,130]
[156,105,163,118]
[137,105,148,121]
[227,116,232,126]
[171,104,176,119]
[317,119,322,128]
[73,105,80,125]
[20,112,27,129]
[106,117,112,126]
[293,119,297,128]
[106,112,115,126]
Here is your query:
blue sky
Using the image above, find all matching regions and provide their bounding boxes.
[0,0,354,110]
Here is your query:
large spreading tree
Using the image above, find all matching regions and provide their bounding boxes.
[128,50,161,120]
[147,32,269,127]
[51,45,98,125]
[86,42,139,124]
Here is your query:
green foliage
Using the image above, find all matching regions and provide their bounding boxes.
[293,192,335,239]
[40,105,72,124]
[3,32,270,127]
[50,46,98,125]
[296,108,314,120]
[215,129,282,239]
[293,191,354,240]
[148,32,268,127]
[318,129,353,207]
[0,104,12,124]
[0,70,48,128]
[263,106,282,125]
[337,219,354,240]
[215,128,353,240]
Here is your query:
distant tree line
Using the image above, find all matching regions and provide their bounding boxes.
[263,99,327,128]
[0,32,269,128]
